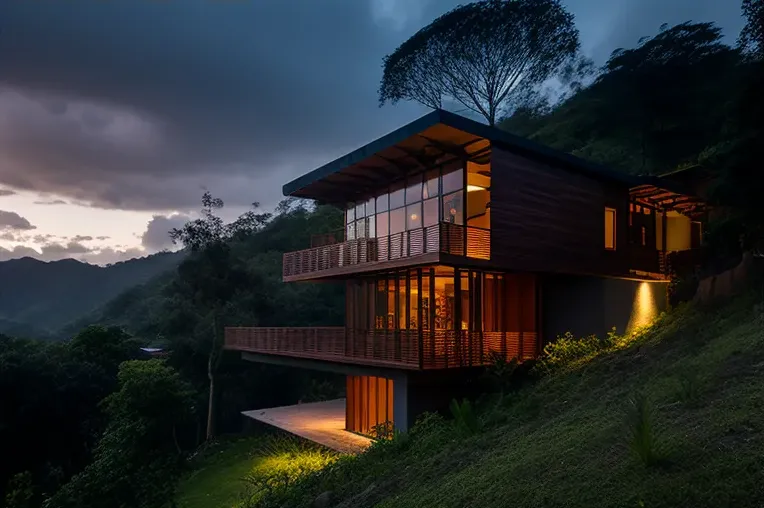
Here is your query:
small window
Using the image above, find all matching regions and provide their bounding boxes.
[406,177,422,205]
[376,193,389,213]
[389,185,405,210]
[604,207,616,250]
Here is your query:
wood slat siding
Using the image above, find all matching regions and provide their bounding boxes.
[346,375,394,436]
[490,147,630,276]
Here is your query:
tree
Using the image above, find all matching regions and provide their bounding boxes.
[46,360,194,508]
[379,0,581,125]
[169,193,266,441]
[739,0,764,58]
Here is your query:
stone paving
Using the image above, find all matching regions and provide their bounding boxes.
[242,398,372,455]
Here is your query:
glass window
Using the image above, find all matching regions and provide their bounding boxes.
[443,191,464,225]
[409,274,418,329]
[390,185,405,209]
[422,273,431,331]
[366,197,376,216]
[356,202,365,219]
[406,203,422,230]
[367,215,376,238]
[423,170,439,200]
[406,177,422,205]
[423,197,439,227]
[355,219,366,238]
[377,212,389,237]
[442,167,463,194]
[390,207,406,234]
[398,276,407,330]
[376,193,389,213]
[346,205,355,224]
[375,280,388,330]
[346,221,356,240]
[605,207,616,250]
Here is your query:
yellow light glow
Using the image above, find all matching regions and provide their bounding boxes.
[626,282,660,334]
[467,185,486,192]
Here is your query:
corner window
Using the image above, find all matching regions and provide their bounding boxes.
[605,207,616,250]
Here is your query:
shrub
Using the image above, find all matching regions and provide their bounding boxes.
[449,398,481,436]
[676,370,702,404]
[484,352,519,393]
[626,392,661,467]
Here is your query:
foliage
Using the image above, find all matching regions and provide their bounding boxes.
[500,21,742,175]
[675,369,702,404]
[626,392,662,467]
[449,398,481,436]
[3,472,34,508]
[249,293,764,508]
[483,351,519,393]
[739,0,764,58]
[46,360,195,508]
[0,328,142,503]
[379,0,582,125]
[241,437,338,506]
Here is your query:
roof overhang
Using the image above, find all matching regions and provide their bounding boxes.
[283,109,642,204]
[630,178,707,219]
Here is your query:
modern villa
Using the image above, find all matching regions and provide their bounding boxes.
[225,110,706,449]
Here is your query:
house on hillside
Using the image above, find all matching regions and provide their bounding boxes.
[225,110,707,450]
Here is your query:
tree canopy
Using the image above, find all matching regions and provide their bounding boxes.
[379,0,581,125]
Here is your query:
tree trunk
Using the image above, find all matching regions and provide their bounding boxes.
[206,366,216,441]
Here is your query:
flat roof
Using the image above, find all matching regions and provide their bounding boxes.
[283,109,645,203]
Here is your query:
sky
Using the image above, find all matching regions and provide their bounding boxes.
[0,0,744,264]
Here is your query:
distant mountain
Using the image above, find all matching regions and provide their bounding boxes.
[0,252,185,339]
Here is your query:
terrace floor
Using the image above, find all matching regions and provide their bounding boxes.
[242,398,372,455]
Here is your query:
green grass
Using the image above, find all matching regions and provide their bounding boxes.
[251,292,764,508]
[176,436,265,508]
[176,435,339,508]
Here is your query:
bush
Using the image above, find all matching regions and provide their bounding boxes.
[626,392,661,467]
[449,398,481,436]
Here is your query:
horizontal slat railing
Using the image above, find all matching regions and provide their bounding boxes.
[225,327,536,370]
[283,223,491,278]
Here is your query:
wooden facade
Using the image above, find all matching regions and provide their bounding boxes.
[346,375,394,435]
[227,110,705,376]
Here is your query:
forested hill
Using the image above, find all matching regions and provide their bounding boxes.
[500,22,743,177]
[0,252,184,339]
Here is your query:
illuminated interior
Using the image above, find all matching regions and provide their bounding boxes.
[344,161,490,260]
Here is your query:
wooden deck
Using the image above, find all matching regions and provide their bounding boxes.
[225,326,538,370]
[282,222,490,281]
[242,399,372,455]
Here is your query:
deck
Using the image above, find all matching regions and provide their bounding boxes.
[242,399,372,455]
[225,326,538,370]
[282,222,490,281]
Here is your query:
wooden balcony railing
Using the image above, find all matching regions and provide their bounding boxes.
[283,223,490,279]
[225,326,537,370]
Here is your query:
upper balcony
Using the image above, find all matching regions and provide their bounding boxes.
[283,222,490,281]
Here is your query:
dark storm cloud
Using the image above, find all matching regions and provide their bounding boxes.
[0,0,437,211]
[0,0,743,211]
[0,211,36,230]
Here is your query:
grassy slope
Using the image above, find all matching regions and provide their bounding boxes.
[177,437,264,508]
[272,293,764,507]
[180,293,764,508]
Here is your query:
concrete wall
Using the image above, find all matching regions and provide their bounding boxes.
[541,274,669,342]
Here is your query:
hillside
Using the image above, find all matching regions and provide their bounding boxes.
[0,251,184,339]
[177,292,764,508]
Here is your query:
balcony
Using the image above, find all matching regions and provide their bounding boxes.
[224,326,537,370]
[283,222,490,281]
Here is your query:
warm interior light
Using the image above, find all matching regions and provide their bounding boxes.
[410,213,418,220]
[450,208,457,216]
[467,185,486,192]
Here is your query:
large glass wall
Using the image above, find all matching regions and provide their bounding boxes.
[348,265,535,334]
[345,164,488,240]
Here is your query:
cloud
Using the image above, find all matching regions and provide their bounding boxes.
[96,235,110,241]
[140,214,191,252]
[0,189,15,197]
[0,210,36,230]
[72,235,93,242]
[33,199,67,205]
[0,0,743,213]
[0,232,18,241]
